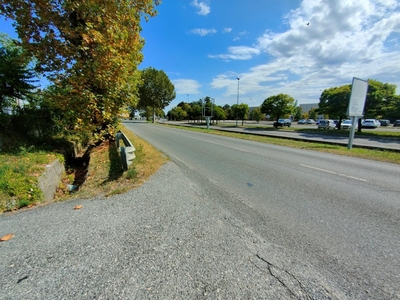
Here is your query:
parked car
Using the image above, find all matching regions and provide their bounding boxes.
[306,119,316,124]
[273,118,291,127]
[318,119,336,129]
[297,119,306,124]
[315,120,321,125]
[333,120,339,128]
[394,120,400,127]
[361,119,379,128]
[341,119,358,130]
[379,119,390,126]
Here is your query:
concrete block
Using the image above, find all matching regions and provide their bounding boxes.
[38,160,65,201]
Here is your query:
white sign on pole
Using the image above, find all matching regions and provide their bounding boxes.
[347,77,368,150]
[347,77,368,117]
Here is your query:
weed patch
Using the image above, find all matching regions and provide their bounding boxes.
[0,150,60,212]
[55,126,168,200]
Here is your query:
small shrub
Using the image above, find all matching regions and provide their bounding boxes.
[126,168,138,179]
[0,150,56,212]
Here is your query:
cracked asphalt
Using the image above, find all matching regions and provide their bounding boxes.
[0,162,340,299]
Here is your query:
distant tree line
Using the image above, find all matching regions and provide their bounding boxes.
[167,97,263,125]
[167,79,400,132]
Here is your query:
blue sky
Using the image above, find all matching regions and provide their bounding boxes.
[140,0,400,112]
[1,0,400,113]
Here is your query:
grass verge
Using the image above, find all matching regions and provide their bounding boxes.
[55,125,168,201]
[0,125,168,213]
[163,124,400,165]
[0,146,63,212]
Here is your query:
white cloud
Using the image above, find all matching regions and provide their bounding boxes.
[191,0,211,16]
[173,79,201,95]
[210,0,400,104]
[233,31,248,41]
[189,28,217,36]
[223,28,232,33]
[209,46,260,61]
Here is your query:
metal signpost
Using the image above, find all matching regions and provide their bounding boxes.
[346,77,368,150]
[202,98,215,129]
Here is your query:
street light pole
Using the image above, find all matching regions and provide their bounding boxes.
[250,98,254,120]
[236,77,240,126]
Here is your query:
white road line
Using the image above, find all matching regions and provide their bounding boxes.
[300,164,367,182]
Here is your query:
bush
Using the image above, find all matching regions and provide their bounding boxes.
[0,149,55,211]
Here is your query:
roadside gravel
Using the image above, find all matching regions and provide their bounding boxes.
[0,162,339,299]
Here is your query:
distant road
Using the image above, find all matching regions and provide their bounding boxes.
[163,120,400,151]
[125,121,400,299]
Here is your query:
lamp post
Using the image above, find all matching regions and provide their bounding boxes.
[236,77,240,126]
[250,98,254,120]
[187,94,189,102]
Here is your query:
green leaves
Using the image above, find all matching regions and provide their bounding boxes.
[0,39,37,110]
[231,103,249,124]
[319,80,398,120]
[138,67,176,121]
[318,85,351,120]
[260,93,295,121]
[0,0,159,142]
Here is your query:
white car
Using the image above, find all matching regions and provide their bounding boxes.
[318,119,336,129]
[341,119,358,130]
[361,119,379,129]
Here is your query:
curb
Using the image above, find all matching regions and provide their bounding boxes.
[38,159,65,201]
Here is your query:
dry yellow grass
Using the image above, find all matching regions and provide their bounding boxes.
[57,125,168,200]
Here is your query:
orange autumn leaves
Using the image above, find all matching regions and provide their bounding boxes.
[0,233,14,242]
[0,0,159,141]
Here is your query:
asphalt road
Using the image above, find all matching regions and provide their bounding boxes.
[1,121,399,299]
[124,121,400,299]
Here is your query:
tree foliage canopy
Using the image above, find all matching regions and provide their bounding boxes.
[231,103,249,125]
[0,36,37,110]
[318,79,398,130]
[250,107,264,123]
[138,67,176,122]
[319,80,398,120]
[318,85,351,121]
[364,80,397,118]
[260,93,295,121]
[0,0,159,140]
[167,98,227,123]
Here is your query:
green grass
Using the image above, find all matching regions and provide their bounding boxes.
[0,126,168,213]
[162,124,400,165]
[0,147,62,212]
